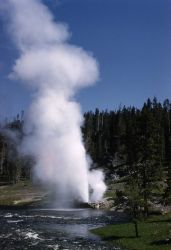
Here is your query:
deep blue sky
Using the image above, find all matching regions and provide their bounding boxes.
[0,0,171,119]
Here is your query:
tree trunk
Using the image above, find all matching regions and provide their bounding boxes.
[133,220,139,238]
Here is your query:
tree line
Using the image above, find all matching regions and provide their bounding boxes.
[0,113,32,184]
[83,97,171,213]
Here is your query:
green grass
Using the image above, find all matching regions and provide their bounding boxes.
[91,214,171,250]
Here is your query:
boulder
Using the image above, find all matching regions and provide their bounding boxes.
[88,198,114,209]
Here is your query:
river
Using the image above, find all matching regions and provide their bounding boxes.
[0,207,128,249]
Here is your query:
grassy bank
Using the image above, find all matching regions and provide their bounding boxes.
[0,181,49,206]
[91,214,171,250]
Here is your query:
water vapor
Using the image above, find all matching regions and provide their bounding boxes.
[4,0,106,205]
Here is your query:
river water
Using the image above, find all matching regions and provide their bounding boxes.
[0,208,128,249]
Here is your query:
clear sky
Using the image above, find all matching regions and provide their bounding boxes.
[0,0,171,119]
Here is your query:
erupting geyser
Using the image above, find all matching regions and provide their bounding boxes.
[3,0,106,205]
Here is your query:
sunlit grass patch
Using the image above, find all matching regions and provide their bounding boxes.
[91,214,171,250]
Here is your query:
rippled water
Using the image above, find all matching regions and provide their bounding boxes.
[0,208,128,249]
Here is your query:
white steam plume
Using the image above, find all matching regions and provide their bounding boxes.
[4,0,106,205]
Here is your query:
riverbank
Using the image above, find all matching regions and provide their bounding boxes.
[0,181,49,207]
[0,180,171,213]
[91,213,171,250]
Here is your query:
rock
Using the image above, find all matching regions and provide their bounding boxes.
[88,198,114,209]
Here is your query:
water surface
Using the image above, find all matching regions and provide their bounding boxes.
[0,208,128,249]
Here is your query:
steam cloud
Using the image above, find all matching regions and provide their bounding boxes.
[4,0,106,205]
